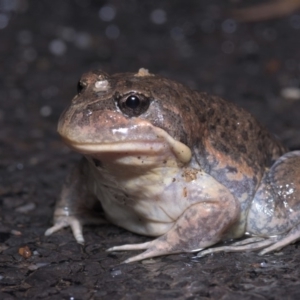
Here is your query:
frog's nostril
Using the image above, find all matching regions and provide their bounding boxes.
[77,80,87,94]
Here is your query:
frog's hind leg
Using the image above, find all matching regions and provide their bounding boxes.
[198,150,300,258]
[247,151,300,235]
[247,150,300,252]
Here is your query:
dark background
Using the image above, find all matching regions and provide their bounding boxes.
[1,0,300,299]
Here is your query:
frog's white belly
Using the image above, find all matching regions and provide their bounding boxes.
[88,159,201,236]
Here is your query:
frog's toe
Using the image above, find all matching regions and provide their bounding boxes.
[122,246,179,264]
[229,236,265,246]
[107,241,163,263]
[107,241,151,252]
[107,240,183,263]
[69,217,85,244]
[45,223,67,236]
[259,224,300,255]
[122,250,162,264]
[45,216,85,244]
[196,236,278,258]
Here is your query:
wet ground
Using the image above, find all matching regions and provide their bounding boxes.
[1,0,300,299]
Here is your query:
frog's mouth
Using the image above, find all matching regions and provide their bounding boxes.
[63,137,192,165]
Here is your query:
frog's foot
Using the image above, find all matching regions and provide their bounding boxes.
[196,236,281,258]
[259,224,300,255]
[45,214,107,244]
[107,241,173,263]
[45,216,85,244]
[198,222,300,258]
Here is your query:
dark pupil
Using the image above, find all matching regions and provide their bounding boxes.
[125,95,140,109]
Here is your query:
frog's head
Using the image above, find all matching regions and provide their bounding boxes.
[58,69,202,166]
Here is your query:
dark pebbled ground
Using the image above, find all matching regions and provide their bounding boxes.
[1,1,300,299]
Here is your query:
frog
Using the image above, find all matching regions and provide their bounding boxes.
[45,68,300,263]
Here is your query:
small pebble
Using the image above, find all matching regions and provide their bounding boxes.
[18,245,32,259]
[11,230,22,236]
[28,262,49,271]
[15,202,36,213]
[281,87,300,100]
[260,260,268,268]
[110,268,122,277]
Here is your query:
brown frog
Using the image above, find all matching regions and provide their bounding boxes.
[45,68,300,263]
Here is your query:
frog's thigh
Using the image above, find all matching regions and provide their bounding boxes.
[247,151,300,237]
[197,151,300,258]
[108,194,239,263]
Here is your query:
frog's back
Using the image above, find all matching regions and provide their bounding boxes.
[193,92,286,175]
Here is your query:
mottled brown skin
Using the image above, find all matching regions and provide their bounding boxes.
[45,69,300,263]
[60,70,285,189]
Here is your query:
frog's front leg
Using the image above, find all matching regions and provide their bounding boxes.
[107,186,239,263]
[45,158,106,243]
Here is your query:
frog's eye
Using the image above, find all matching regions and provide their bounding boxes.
[117,93,150,117]
[77,81,87,94]
[125,95,140,109]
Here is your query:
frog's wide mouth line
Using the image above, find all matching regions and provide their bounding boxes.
[67,140,169,154]
[62,137,192,163]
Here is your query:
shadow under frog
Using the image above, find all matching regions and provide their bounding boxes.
[45,68,300,263]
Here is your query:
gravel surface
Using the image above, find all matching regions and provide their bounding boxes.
[1,1,300,299]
